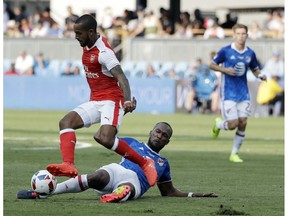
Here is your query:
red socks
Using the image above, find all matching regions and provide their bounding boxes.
[60,130,76,164]
[59,130,145,167]
[115,139,145,167]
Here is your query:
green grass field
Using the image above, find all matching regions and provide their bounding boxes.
[3,110,284,216]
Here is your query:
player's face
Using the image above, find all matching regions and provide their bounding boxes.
[233,28,248,45]
[147,124,172,153]
[74,23,91,47]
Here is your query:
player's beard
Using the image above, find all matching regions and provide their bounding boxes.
[78,37,90,47]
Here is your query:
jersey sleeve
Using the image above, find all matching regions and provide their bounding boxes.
[213,48,226,65]
[249,51,260,71]
[158,161,172,183]
[98,47,120,71]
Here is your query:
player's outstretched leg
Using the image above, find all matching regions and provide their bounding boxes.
[100,185,131,203]
[46,162,78,178]
[229,153,243,163]
[141,157,157,186]
[211,117,222,138]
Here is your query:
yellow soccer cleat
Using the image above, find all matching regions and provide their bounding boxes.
[229,153,243,163]
[100,185,131,203]
[211,117,222,138]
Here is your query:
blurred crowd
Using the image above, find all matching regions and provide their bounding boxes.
[4,48,284,117]
[3,2,284,117]
[3,3,285,40]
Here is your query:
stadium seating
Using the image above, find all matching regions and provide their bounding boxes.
[159,61,174,77]
[3,59,11,72]
[122,61,135,77]
[3,58,196,79]
[132,61,147,78]
[46,60,62,77]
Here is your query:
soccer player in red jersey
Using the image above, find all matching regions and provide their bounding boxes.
[47,14,157,186]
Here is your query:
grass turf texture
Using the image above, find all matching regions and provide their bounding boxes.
[4,110,284,216]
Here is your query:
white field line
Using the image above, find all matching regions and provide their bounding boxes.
[4,136,92,150]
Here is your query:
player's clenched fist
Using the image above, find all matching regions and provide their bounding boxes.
[124,97,137,114]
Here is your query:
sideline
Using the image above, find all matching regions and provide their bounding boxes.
[4,136,92,150]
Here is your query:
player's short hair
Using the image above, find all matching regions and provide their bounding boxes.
[75,14,97,32]
[154,122,173,137]
[232,23,248,33]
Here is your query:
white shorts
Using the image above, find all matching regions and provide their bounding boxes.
[221,100,251,120]
[94,163,141,199]
[73,100,124,129]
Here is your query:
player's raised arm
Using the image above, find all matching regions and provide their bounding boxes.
[110,65,136,113]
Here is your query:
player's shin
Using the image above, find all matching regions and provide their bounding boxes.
[52,175,89,195]
[232,130,245,153]
[112,138,145,166]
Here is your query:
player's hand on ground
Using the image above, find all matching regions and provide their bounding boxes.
[124,97,137,115]
[192,192,218,198]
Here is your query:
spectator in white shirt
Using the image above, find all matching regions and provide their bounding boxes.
[262,50,284,87]
[203,19,225,39]
[15,50,34,75]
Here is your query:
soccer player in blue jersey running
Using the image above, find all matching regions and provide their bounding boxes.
[17,122,217,202]
[209,24,266,163]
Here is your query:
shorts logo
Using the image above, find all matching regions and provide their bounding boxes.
[90,54,96,63]
[226,108,231,114]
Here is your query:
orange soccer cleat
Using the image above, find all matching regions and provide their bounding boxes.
[100,185,131,203]
[46,162,78,178]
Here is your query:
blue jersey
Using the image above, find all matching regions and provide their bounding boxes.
[119,137,171,196]
[213,43,260,101]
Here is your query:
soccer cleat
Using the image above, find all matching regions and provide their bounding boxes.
[17,190,40,199]
[211,117,222,138]
[100,185,131,203]
[141,158,158,187]
[46,162,78,178]
[229,153,243,163]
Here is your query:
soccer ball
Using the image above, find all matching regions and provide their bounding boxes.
[31,170,57,197]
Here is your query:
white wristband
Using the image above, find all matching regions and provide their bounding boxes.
[124,101,131,104]
[188,192,193,197]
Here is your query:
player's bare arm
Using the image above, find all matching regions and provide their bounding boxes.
[252,68,267,81]
[110,65,136,113]
[209,63,236,76]
[158,181,218,198]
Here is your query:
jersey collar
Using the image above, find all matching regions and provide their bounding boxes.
[85,34,101,51]
[231,42,248,54]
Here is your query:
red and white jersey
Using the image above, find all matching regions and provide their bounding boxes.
[82,35,123,102]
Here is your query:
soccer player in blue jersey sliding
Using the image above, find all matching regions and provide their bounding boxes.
[209,24,266,163]
[17,122,217,202]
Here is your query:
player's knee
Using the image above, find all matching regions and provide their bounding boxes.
[238,119,247,128]
[59,117,70,129]
[87,170,110,190]
[228,120,239,130]
[93,133,114,148]
[93,133,100,143]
